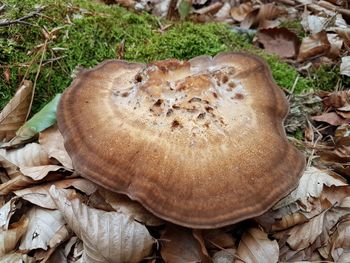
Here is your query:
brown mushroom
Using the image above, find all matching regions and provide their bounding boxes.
[57,52,305,228]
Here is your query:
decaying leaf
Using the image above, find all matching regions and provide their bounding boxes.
[297,31,331,61]
[160,224,212,263]
[49,186,154,263]
[0,198,20,230]
[5,94,61,147]
[275,166,346,209]
[336,28,350,46]
[230,3,253,22]
[19,207,66,251]
[98,188,163,226]
[0,216,29,256]
[212,249,236,263]
[327,33,343,57]
[257,28,299,58]
[39,125,73,169]
[0,80,33,143]
[236,227,279,263]
[340,56,350,77]
[301,11,328,34]
[312,112,350,126]
[0,252,35,263]
[14,178,95,209]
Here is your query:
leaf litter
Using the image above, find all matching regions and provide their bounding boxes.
[1,0,350,262]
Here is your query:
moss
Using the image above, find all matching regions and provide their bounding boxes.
[1,0,313,113]
[311,65,350,91]
[279,20,306,39]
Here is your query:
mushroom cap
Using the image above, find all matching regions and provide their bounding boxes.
[57,52,305,228]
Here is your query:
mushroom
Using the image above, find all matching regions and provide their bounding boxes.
[57,52,305,228]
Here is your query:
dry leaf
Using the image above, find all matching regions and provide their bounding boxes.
[236,227,279,263]
[0,216,28,256]
[98,188,163,226]
[301,11,327,34]
[327,33,343,57]
[257,28,299,58]
[14,178,97,209]
[212,249,236,263]
[160,224,212,263]
[230,3,253,22]
[0,142,52,167]
[322,91,350,109]
[0,198,20,230]
[0,80,33,142]
[0,252,35,263]
[274,166,346,209]
[49,186,154,263]
[0,174,35,195]
[20,164,64,180]
[39,125,73,169]
[241,3,286,29]
[340,56,350,77]
[312,112,350,126]
[297,31,331,61]
[203,229,235,250]
[19,207,66,251]
[336,28,350,46]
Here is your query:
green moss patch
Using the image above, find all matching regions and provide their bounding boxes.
[0,0,319,113]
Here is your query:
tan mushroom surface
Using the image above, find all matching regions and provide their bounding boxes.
[57,52,305,228]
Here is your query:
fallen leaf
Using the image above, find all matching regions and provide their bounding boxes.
[230,3,253,22]
[160,224,212,263]
[20,164,64,180]
[301,11,328,34]
[98,188,163,226]
[0,80,33,142]
[49,186,154,263]
[19,207,66,250]
[14,178,94,209]
[297,31,331,61]
[336,28,350,46]
[0,216,28,256]
[257,28,299,58]
[322,90,350,109]
[203,229,235,250]
[327,33,343,57]
[312,112,350,125]
[212,249,236,263]
[0,197,20,230]
[0,252,35,263]
[39,125,73,169]
[4,94,61,147]
[236,227,279,263]
[0,174,35,195]
[340,56,350,77]
[274,166,346,209]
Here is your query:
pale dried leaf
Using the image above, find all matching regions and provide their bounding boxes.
[275,166,346,208]
[203,229,235,250]
[19,207,65,250]
[0,216,28,256]
[160,224,212,263]
[0,143,52,167]
[330,219,350,261]
[212,249,235,263]
[301,12,327,34]
[340,56,350,77]
[39,125,73,169]
[286,210,326,250]
[98,188,163,226]
[236,227,278,263]
[0,252,35,263]
[312,112,350,126]
[327,33,343,57]
[0,155,22,180]
[297,31,331,61]
[49,186,154,263]
[230,3,253,22]
[14,178,96,209]
[336,28,350,46]
[0,80,33,142]
[0,174,34,195]
[0,198,20,230]
[20,164,64,180]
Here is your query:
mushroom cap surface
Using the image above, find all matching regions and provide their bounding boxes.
[57,52,305,228]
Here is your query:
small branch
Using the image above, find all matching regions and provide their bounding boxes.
[0,6,45,26]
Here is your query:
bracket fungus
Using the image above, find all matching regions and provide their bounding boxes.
[57,52,305,228]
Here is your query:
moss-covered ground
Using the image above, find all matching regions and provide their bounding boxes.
[0,0,345,113]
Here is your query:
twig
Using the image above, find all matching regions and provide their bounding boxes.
[0,6,45,26]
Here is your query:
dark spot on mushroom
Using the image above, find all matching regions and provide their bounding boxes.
[172,105,180,109]
[121,92,129,97]
[222,75,229,83]
[197,113,206,119]
[228,82,236,89]
[205,106,214,113]
[212,92,218,98]
[203,123,210,128]
[166,109,173,117]
[234,93,244,100]
[135,74,143,82]
[171,119,182,129]
[189,97,202,103]
[154,99,163,107]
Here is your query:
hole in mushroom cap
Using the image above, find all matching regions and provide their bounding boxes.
[205,106,214,113]
[171,119,182,129]
[135,74,143,82]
